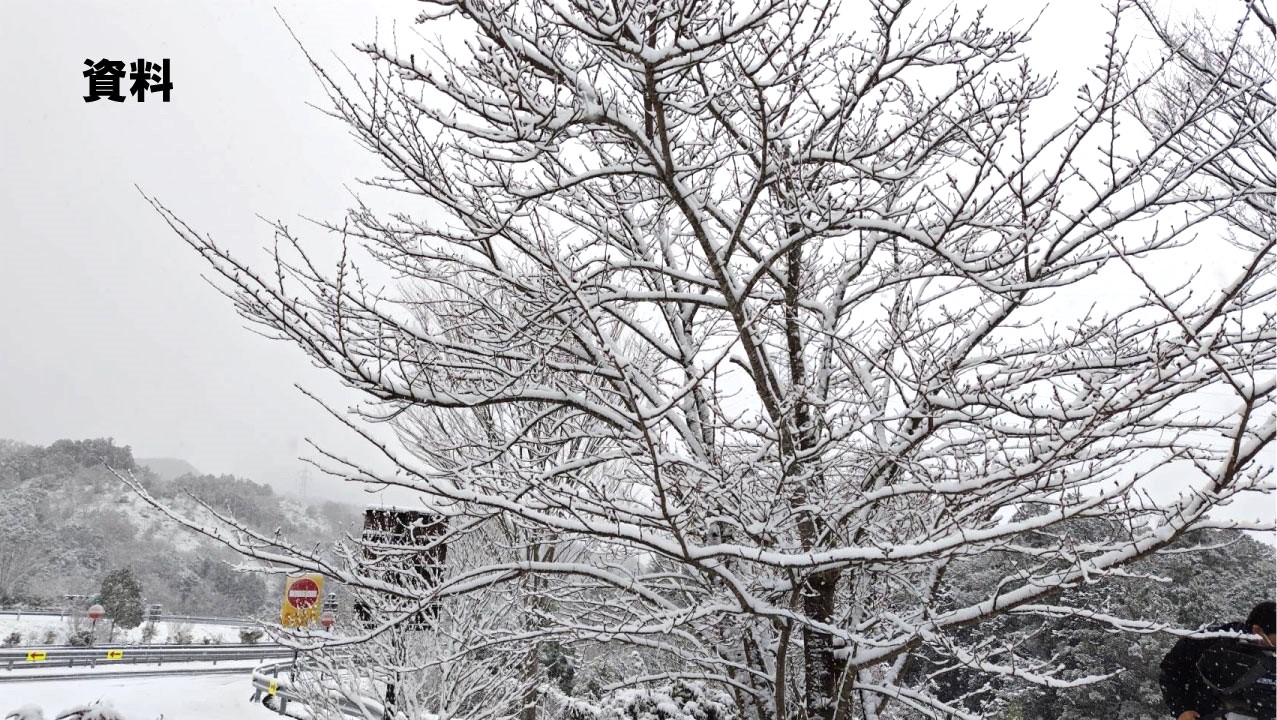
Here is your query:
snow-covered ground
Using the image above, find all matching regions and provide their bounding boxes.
[0,672,281,719]
[0,614,253,646]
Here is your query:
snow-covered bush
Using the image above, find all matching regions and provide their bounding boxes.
[238,627,264,644]
[167,623,192,644]
[5,703,129,720]
[2,631,20,647]
[4,705,46,720]
[563,681,736,720]
[52,702,127,720]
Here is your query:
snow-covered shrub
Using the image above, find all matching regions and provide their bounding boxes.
[139,623,157,644]
[40,630,56,645]
[167,623,193,644]
[540,641,576,694]
[2,631,20,647]
[66,630,93,647]
[52,702,127,720]
[239,627,264,644]
[4,704,45,720]
[561,681,736,720]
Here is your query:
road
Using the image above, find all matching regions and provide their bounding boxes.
[0,669,280,719]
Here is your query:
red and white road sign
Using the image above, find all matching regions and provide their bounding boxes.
[87,604,105,620]
[280,573,325,628]
[286,577,320,609]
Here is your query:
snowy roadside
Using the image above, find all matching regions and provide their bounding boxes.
[0,615,255,647]
[0,672,281,719]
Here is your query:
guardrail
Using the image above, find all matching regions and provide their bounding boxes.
[3,642,276,651]
[0,644,292,671]
[152,614,259,626]
[0,609,259,626]
[251,659,386,719]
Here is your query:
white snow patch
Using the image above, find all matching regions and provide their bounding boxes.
[0,615,246,646]
[0,673,279,720]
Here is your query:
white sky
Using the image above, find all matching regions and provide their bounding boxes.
[0,0,1254,511]
[0,0,424,501]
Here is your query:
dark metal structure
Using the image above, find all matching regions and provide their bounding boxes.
[354,508,447,631]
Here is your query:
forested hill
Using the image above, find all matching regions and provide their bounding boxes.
[0,438,361,617]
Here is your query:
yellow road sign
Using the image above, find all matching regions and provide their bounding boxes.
[26,651,47,662]
[267,679,279,696]
[105,649,124,660]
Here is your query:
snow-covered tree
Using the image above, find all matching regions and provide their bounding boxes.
[564,679,738,720]
[0,488,50,602]
[99,568,144,630]
[1135,0,1273,243]
[126,0,1273,718]
[298,588,535,720]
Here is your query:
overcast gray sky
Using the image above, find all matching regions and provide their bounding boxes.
[1,0,1254,513]
[0,0,420,501]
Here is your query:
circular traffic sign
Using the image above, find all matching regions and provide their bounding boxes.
[87,604,105,620]
[320,610,335,628]
[286,577,321,609]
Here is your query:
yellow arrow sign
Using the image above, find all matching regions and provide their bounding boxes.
[267,679,279,696]
[26,651,47,662]
[105,649,124,660]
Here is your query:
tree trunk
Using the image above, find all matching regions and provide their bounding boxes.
[520,644,539,720]
[802,569,842,720]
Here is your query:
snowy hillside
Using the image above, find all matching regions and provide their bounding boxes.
[0,439,361,618]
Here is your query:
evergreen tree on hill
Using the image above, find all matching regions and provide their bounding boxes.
[99,568,143,630]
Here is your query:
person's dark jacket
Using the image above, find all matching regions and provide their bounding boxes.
[1159,622,1263,718]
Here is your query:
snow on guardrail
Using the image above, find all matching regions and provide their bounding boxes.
[251,660,387,719]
